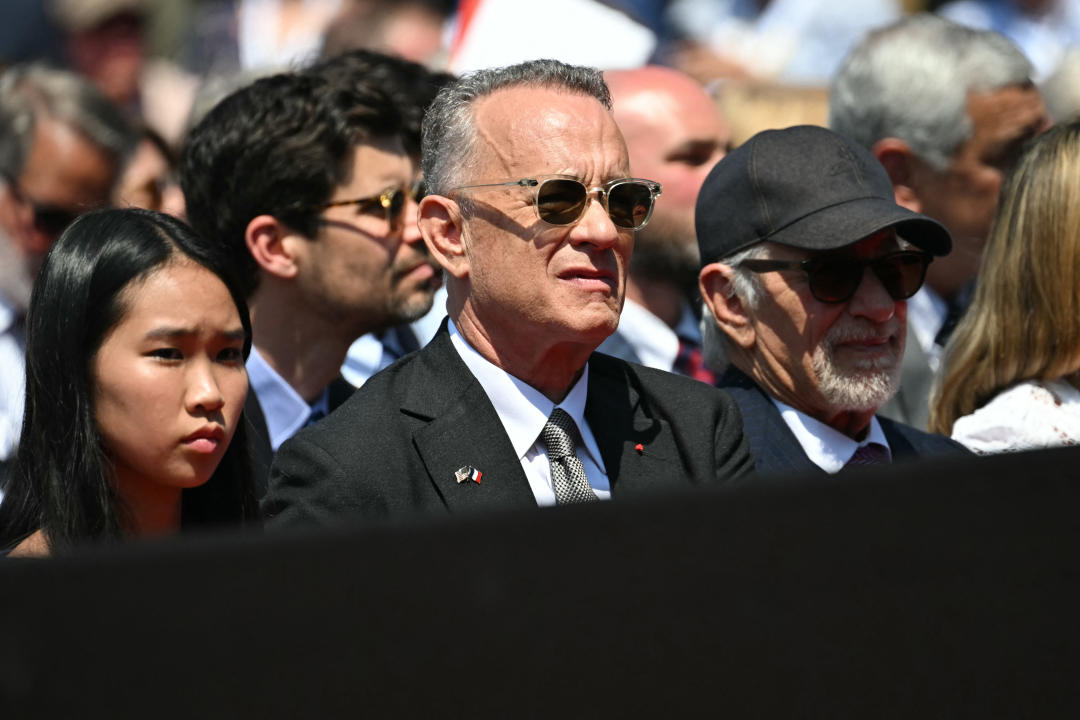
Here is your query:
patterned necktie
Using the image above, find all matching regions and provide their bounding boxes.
[673,337,717,384]
[845,442,890,467]
[539,408,597,504]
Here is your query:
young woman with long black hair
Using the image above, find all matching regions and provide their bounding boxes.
[0,208,258,556]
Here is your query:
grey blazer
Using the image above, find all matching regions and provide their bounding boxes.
[877,323,936,430]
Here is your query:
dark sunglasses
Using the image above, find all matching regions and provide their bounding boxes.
[738,250,932,304]
[28,204,80,238]
[315,185,413,225]
[2,173,82,237]
[452,174,662,230]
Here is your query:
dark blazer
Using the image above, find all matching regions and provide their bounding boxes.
[716,367,969,478]
[262,328,755,529]
[246,376,356,498]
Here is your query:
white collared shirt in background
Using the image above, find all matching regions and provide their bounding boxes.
[906,286,947,373]
[614,297,680,371]
[772,398,892,473]
[448,319,610,506]
[0,296,24,463]
[246,347,329,451]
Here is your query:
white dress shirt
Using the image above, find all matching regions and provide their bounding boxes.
[0,296,24,462]
[448,319,610,506]
[246,347,329,451]
[772,398,892,473]
[614,297,680,371]
[610,298,705,373]
[341,333,391,388]
[906,286,948,373]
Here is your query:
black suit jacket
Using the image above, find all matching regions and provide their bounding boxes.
[262,329,755,529]
[716,367,969,478]
[246,375,356,498]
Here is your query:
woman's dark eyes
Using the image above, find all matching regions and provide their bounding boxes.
[217,347,244,363]
[147,346,244,363]
[148,348,183,360]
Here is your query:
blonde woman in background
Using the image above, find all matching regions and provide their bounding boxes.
[930,120,1080,452]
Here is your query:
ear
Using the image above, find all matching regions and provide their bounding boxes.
[245,214,300,280]
[699,262,755,350]
[872,137,922,213]
[419,195,470,279]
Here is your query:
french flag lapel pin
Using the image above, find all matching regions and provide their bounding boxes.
[454,465,482,484]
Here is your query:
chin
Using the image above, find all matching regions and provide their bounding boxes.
[813,358,900,413]
[391,292,437,325]
[160,460,220,490]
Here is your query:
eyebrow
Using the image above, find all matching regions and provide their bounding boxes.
[667,139,719,157]
[144,327,246,341]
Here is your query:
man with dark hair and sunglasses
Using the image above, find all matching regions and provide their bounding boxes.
[0,63,134,466]
[304,49,453,388]
[262,59,754,530]
[180,72,426,495]
[698,125,968,476]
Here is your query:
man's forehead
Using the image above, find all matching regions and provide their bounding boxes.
[964,84,1049,148]
[471,86,629,176]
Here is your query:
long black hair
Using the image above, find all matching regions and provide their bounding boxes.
[0,208,258,551]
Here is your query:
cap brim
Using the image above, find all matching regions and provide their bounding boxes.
[766,196,952,256]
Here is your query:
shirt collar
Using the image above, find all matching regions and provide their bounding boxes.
[0,295,17,335]
[246,347,329,451]
[448,318,604,470]
[771,397,892,474]
[615,297,679,371]
[907,286,946,353]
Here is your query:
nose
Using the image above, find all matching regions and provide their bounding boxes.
[186,362,225,413]
[847,266,897,324]
[402,194,423,245]
[568,193,619,249]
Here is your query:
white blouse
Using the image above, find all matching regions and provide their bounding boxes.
[951,379,1080,454]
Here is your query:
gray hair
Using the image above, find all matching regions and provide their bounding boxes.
[830,14,1033,170]
[420,59,612,197]
[700,243,770,374]
[0,64,135,180]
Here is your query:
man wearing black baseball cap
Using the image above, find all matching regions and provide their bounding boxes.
[697,125,967,475]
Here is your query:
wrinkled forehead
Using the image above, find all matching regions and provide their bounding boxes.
[470,86,629,180]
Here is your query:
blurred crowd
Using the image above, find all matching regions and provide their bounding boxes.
[2,0,1080,555]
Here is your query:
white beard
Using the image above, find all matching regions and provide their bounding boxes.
[811,318,902,412]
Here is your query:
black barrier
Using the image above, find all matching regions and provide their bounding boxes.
[3,446,1080,717]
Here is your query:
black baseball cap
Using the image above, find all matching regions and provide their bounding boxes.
[695,125,951,264]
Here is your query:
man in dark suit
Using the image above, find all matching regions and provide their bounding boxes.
[697,125,968,477]
[180,73,435,495]
[263,59,754,529]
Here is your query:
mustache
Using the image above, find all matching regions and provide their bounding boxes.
[824,317,900,345]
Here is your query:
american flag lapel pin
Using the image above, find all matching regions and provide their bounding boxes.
[454,465,482,484]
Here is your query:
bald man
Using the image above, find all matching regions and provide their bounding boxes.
[598,66,731,381]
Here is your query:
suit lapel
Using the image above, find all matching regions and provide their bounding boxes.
[585,356,682,496]
[718,368,821,476]
[402,330,537,514]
